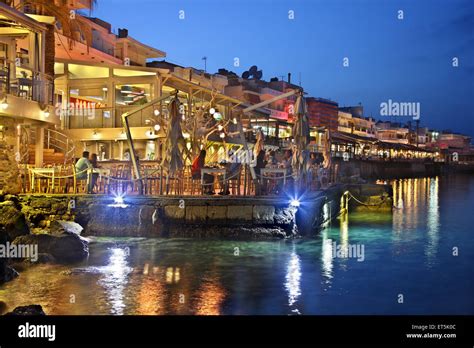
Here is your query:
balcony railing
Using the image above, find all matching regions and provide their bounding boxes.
[66,103,167,129]
[0,58,54,105]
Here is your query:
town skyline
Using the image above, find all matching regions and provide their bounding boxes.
[92,0,474,138]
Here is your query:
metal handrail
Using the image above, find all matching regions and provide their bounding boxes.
[29,127,76,165]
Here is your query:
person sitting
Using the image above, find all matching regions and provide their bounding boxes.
[75,151,97,193]
[266,150,278,167]
[282,149,293,176]
[191,149,215,194]
[90,153,100,168]
[254,149,267,176]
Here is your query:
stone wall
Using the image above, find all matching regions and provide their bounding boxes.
[0,117,20,195]
[17,195,303,239]
[15,184,392,239]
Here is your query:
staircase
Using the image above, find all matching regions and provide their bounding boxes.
[19,126,76,166]
[27,145,65,165]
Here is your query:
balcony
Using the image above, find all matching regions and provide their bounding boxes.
[0,58,54,105]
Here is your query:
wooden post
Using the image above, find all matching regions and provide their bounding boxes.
[122,112,143,195]
[35,125,44,168]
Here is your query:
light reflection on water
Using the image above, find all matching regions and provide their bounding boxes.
[285,246,301,313]
[0,175,473,315]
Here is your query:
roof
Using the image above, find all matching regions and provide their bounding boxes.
[332,131,378,144]
[0,2,47,33]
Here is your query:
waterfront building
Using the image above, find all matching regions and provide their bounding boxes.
[0,3,56,193]
[375,121,410,144]
[306,97,338,132]
[435,132,474,162]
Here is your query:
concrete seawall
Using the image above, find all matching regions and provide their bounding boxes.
[16,184,392,239]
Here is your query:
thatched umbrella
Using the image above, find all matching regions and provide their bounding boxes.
[162,97,184,175]
[254,128,265,157]
[291,93,311,184]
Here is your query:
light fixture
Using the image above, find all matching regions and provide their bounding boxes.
[217,124,223,131]
[145,119,151,124]
[154,109,160,116]
[242,127,247,132]
[102,87,108,91]
[213,112,222,121]
[0,99,8,110]
[43,111,50,118]
[182,132,190,139]
[290,199,300,207]
[154,124,161,131]
[233,117,238,124]
[209,107,216,115]
[108,193,128,208]
[219,132,225,139]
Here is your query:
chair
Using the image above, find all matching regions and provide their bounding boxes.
[165,169,184,195]
[226,168,242,195]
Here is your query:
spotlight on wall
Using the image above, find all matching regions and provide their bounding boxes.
[219,132,225,139]
[154,109,160,116]
[154,124,161,131]
[0,99,8,111]
[209,107,216,115]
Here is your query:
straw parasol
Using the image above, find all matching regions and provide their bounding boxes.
[162,97,185,175]
[291,92,311,183]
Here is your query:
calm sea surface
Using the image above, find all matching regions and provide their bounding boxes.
[1,175,473,315]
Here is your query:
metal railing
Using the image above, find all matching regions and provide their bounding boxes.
[28,127,76,165]
[0,58,54,105]
[66,103,171,129]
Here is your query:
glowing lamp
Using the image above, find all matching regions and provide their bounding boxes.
[154,109,160,116]
[154,124,161,131]
[219,132,225,139]
[290,199,300,207]
[209,107,216,115]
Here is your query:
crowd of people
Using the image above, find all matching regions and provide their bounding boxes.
[190,147,329,195]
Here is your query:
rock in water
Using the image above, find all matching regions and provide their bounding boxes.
[0,202,29,240]
[13,233,89,264]
[50,220,83,237]
[49,235,89,263]
[5,305,46,316]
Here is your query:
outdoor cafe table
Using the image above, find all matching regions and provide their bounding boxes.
[201,168,226,188]
[260,168,287,185]
[87,167,111,186]
[30,167,56,192]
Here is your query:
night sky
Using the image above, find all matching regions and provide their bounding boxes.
[92,0,474,138]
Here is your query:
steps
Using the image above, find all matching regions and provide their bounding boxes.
[28,145,65,165]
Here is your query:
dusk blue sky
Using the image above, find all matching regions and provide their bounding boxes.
[92,0,474,138]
